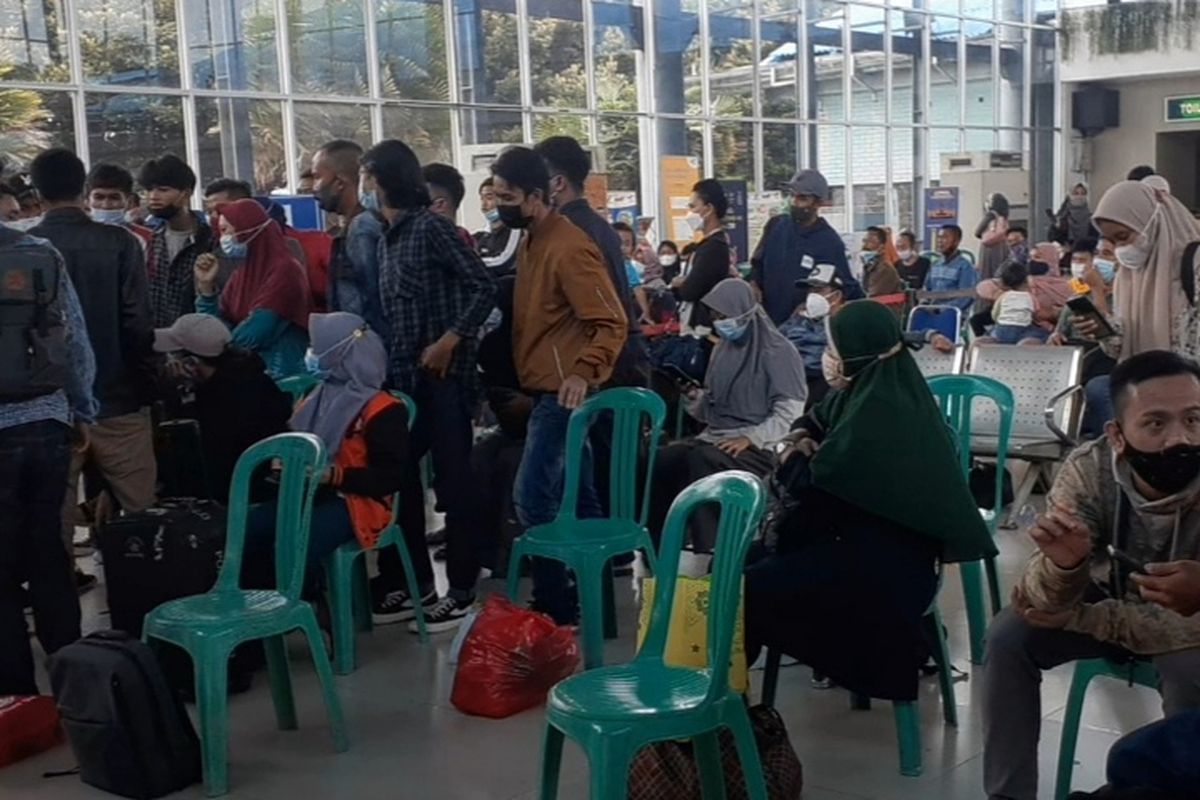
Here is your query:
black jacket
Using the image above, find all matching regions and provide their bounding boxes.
[31,207,156,418]
[676,234,731,331]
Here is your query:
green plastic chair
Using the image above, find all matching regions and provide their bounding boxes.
[538,471,769,799]
[1054,657,1161,800]
[142,433,348,797]
[507,387,666,670]
[277,373,319,406]
[323,392,428,675]
[926,374,1015,665]
[760,571,958,777]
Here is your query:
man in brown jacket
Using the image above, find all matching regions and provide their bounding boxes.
[983,350,1200,800]
[489,146,628,625]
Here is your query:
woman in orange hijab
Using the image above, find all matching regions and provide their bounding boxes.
[192,198,311,377]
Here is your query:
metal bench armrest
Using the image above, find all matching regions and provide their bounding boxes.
[1044,384,1084,446]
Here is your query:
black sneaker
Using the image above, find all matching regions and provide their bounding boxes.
[425,527,447,546]
[413,596,471,634]
[372,589,437,625]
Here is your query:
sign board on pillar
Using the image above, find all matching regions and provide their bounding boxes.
[718,180,749,267]
[923,186,960,252]
[1165,95,1200,123]
[660,155,701,243]
[264,195,323,231]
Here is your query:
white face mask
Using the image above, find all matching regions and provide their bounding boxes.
[684,211,704,233]
[821,349,849,390]
[1070,261,1089,279]
[805,292,831,319]
[660,254,678,266]
[6,216,41,232]
[1116,237,1151,270]
[897,248,913,262]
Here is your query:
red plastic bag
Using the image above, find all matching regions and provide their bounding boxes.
[451,595,581,719]
[0,695,63,767]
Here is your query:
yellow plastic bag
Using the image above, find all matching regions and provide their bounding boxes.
[636,576,748,693]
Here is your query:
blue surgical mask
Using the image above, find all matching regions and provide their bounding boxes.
[714,317,750,341]
[91,208,127,226]
[360,188,379,213]
[304,349,328,379]
[220,234,247,259]
[1094,257,1116,283]
[485,208,501,224]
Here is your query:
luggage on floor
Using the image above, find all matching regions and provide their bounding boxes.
[154,419,212,500]
[451,595,580,719]
[49,632,201,799]
[627,705,803,800]
[0,695,63,767]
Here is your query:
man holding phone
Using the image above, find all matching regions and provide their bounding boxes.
[982,350,1200,800]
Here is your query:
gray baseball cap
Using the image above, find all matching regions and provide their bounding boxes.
[782,169,830,201]
[153,314,232,358]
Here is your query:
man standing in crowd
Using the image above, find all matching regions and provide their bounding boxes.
[924,224,977,312]
[362,139,496,632]
[0,219,97,695]
[490,145,627,625]
[751,169,863,325]
[474,177,522,275]
[30,149,158,591]
[139,155,213,326]
[983,350,1200,800]
[85,163,153,248]
[422,163,475,250]
[311,139,389,340]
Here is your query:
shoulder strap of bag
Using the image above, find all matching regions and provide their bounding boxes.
[1182,241,1200,307]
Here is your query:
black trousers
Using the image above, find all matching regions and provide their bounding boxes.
[0,420,80,695]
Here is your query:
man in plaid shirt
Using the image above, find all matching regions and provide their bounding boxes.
[362,140,496,633]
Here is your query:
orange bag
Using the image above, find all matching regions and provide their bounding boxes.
[450,595,581,719]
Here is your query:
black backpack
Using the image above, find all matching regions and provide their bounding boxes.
[49,632,201,799]
[0,227,69,400]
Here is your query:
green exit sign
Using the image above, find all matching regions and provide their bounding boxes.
[1166,96,1200,123]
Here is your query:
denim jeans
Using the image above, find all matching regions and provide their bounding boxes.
[1081,374,1113,439]
[0,420,79,695]
[514,395,603,624]
[242,498,356,594]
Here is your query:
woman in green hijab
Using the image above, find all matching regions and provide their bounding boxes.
[745,300,995,701]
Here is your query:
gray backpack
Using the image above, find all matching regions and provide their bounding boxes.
[0,227,69,400]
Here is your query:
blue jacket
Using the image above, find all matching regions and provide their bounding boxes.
[751,215,863,325]
[923,252,977,311]
[778,314,827,377]
[329,210,388,341]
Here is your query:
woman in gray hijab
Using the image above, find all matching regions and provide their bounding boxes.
[976,191,1011,281]
[244,312,433,602]
[647,278,807,551]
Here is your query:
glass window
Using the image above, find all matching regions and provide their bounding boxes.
[998,0,1026,23]
[598,115,640,194]
[964,18,995,128]
[889,10,919,125]
[293,101,372,181]
[0,89,76,169]
[185,0,279,92]
[381,105,453,164]
[850,125,886,229]
[928,126,962,183]
[594,5,642,113]
[86,92,185,177]
[453,0,521,106]
[76,0,181,87]
[712,120,753,187]
[759,12,799,119]
[376,0,449,101]
[196,97,284,194]
[458,107,523,146]
[653,0,700,119]
[811,4,846,123]
[527,0,586,109]
[286,0,367,96]
[532,111,589,144]
[816,123,846,202]
[0,0,71,82]
[929,16,961,127]
[997,24,1025,131]
[850,5,886,124]
[891,124,916,227]
[709,6,755,117]
[763,122,800,190]
[961,0,993,20]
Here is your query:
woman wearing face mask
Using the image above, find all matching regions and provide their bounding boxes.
[745,300,995,703]
[976,192,1011,281]
[895,231,930,290]
[657,240,681,283]
[669,179,733,336]
[647,278,806,551]
[194,198,311,378]
[1056,183,1094,246]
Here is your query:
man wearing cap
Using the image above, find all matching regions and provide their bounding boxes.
[154,314,292,502]
[751,169,863,326]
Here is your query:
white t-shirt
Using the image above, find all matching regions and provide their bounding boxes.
[164,228,192,264]
[994,290,1035,327]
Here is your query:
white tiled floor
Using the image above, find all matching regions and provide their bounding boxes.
[2,512,1163,799]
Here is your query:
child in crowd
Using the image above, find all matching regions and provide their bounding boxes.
[990,260,1047,344]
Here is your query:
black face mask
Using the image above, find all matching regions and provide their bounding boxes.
[315,182,342,214]
[1123,440,1200,496]
[790,206,816,226]
[497,203,532,229]
[150,204,181,221]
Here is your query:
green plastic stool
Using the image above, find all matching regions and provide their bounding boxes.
[323,392,428,675]
[1054,657,1161,800]
[538,471,769,799]
[277,373,319,406]
[927,374,1015,665]
[506,387,666,670]
[760,574,958,777]
[143,433,348,797]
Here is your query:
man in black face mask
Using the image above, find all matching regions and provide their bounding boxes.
[749,169,863,325]
[981,349,1200,800]
[138,155,213,326]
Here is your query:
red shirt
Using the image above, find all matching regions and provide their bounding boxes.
[286,228,334,311]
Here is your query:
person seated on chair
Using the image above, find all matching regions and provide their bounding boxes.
[988,260,1049,344]
[242,312,431,603]
[744,300,994,707]
[923,224,977,313]
[154,313,292,502]
[982,350,1200,800]
[646,278,807,552]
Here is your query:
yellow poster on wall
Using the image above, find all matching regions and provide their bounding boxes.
[660,155,701,244]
